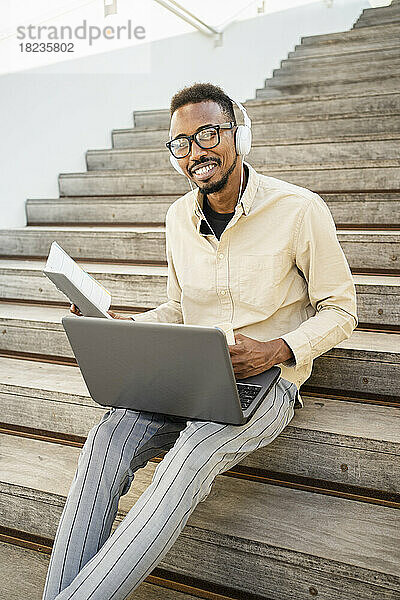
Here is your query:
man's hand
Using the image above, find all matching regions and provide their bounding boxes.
[69,304,132,320]
[229,333,294,378]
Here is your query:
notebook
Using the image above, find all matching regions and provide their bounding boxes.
[43,241,112,319]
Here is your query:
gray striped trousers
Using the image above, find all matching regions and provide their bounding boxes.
[42,377,298,600]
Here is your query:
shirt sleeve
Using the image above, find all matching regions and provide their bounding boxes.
[280,193,358,370]
[129,206,183,324]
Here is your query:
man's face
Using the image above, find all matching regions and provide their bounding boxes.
[169,101,237,195]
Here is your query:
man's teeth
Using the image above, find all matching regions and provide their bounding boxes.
[194,163,215,175]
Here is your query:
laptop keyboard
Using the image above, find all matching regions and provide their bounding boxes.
[237,383,262,410]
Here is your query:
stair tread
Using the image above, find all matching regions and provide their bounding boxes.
[113,119,400,136]
[0,541,199,600]
[0,259,398,287]
[0,356,399,444]
[0,302,398,351]
[135,91,399,115]
[92,134,400,151]
[0,225,165,233]
[338,330,400,353]
[1,432,399,579]
[1,226,397,237]
[0,258,167,276]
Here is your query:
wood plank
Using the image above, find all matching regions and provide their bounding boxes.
[0,435,399,599]
[57,166,400,197]
[271,59,400,84]
[24,193,400,229]
[0,541,201,600]
[0,259,168,309]
[134,93,400,129]
[0,305,398,396]
[86,138,400,171]
[1,356,400,492]
[0,225,399,272]
[112,116,400,150]
[0,260,398,327]
[257,76,400,99]
[26,195,175,225]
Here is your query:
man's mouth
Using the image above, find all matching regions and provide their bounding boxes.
[190,160,219,182]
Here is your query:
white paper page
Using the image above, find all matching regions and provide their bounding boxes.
[45,242,111,312]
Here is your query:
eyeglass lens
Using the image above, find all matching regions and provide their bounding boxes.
[170,126,219,158]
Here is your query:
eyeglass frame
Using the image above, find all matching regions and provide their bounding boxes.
[165,121,236,159]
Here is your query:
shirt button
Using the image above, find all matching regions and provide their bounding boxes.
[220,290,226,296]
[218,253,224,260]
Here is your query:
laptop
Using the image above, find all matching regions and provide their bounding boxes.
[62,316,281,425]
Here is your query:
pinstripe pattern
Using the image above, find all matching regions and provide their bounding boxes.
[42,377,297,600]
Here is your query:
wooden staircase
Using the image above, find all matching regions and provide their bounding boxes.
[1,2,399,599]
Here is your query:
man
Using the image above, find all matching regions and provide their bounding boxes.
[43,83,357,600]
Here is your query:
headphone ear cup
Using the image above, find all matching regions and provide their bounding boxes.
[170,154,185,175]
[235,124,252,157]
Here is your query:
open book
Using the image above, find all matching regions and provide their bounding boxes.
[43,241,113,319]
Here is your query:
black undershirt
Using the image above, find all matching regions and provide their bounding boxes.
[200,195,235,240]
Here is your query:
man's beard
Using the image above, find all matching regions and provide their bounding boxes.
[197,155,238,195]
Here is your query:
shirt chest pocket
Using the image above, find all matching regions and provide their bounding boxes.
[239,254,285,311]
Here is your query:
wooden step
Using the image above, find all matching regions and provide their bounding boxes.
[320,192,400,228]
[300,22,400,47]
[0,225,166,263]
[112,115,400,150]
[57,165,400,196]
[24,192,400,229]
[1,434,399,599]
[26,195,175,225]
[272,59,400,84]
[256,74,400,99]
[307,329,400,401]
[86,138,400,171]
[0,540,200,600]
[353,274,400,329]
[289,38,400,59]
[0,259,168,309]
[1,357,399,494]
[0,262,398,329]
[0,227,399,273]
[134,92,400,129]
[283,46,400,69]
[338,230,400,273]
[0,304,397,399]
[354,4,400,29]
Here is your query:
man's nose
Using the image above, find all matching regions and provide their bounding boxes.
[190,139,208,161]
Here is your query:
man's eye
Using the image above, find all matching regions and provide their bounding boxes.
[172,138,188,149]
[198,128,217,141]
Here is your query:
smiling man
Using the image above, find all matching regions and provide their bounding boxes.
[44,83,358,600]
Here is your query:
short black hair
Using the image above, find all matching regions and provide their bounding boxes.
[170,82,236,123]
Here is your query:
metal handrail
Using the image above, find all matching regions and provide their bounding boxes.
[153,0,266,45]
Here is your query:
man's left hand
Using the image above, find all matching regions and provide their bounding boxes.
[229,333,294,378]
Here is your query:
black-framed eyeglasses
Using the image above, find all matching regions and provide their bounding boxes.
[166,122,235,159]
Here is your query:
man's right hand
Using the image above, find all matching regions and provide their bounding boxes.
[69,304,132,320]
[70,303,83,316]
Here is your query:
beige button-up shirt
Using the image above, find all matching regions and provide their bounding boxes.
[132,163,358,408]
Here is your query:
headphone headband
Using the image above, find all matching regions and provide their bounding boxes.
[229,97,252,130]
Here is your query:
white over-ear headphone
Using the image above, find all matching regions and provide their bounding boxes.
[168,97,252,176]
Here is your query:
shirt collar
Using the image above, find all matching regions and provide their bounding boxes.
[192,161,259,220]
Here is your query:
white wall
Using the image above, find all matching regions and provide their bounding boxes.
[0,0,371,229]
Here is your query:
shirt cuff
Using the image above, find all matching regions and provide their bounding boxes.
[279,330,311,370]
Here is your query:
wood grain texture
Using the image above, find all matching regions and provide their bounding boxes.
[1,359,400,491]
[0,541,199,600]
[134,92,400,129]
[0,435,399,599]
